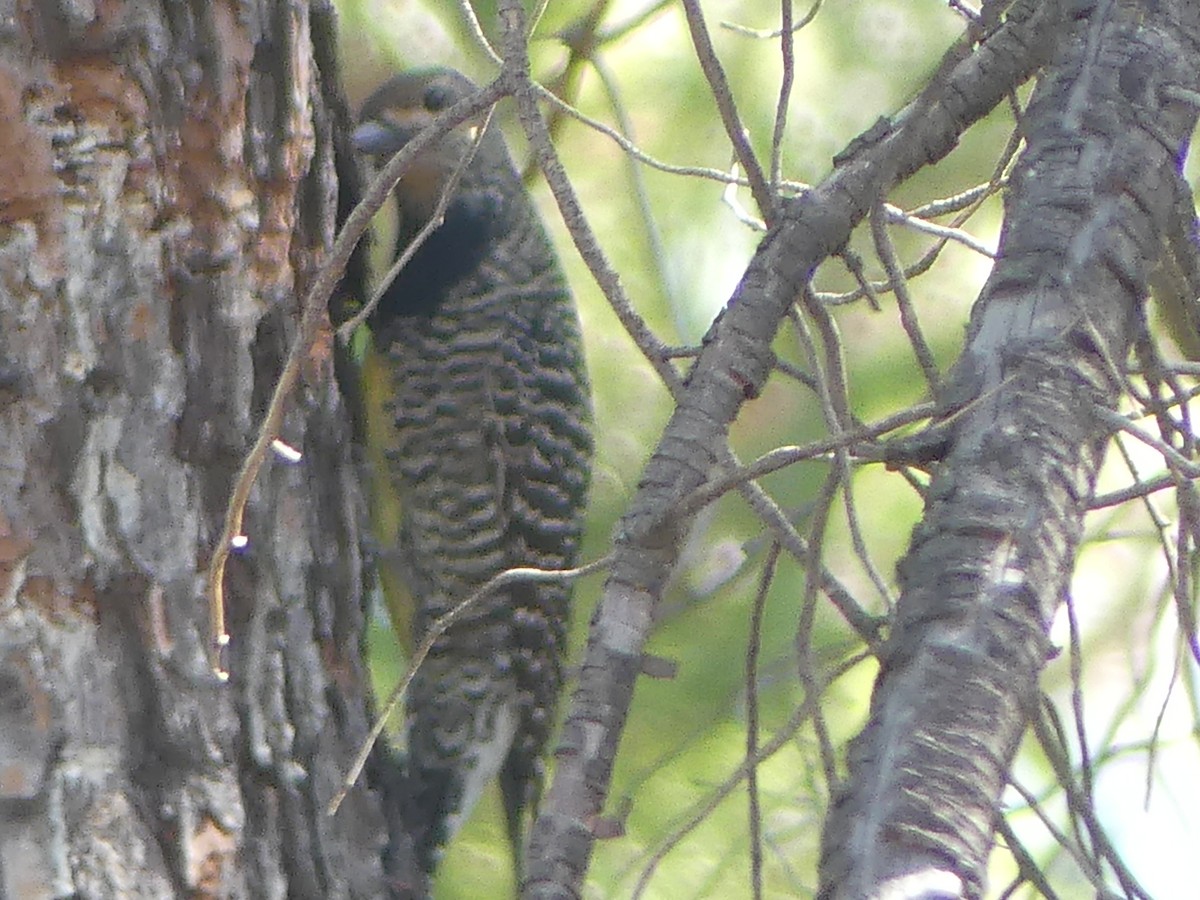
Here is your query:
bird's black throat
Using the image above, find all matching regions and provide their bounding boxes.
[370,190,505,329]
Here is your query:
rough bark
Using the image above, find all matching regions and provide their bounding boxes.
[0,2,391,897]
[819,2,1200,897]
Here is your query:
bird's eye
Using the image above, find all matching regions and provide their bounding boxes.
[423,82,453,112]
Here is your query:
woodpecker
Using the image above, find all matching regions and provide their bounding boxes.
[351,68,592,874]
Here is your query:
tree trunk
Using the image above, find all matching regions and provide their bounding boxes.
[0,3,393,897]
[819,4,1200,897]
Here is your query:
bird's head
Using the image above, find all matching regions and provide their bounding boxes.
[353,68,495,228]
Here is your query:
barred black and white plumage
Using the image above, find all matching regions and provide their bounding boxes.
[352,69,592,875]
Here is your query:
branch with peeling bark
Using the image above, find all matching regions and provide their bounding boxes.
[820,2,1200,897]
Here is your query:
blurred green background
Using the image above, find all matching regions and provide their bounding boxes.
[335,2,1199,897]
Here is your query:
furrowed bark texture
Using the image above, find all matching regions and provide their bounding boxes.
[818,2,1200,898]
[524,3,1061,896]
[0,3,389,897]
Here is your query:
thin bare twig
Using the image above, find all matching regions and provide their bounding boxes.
[722,445,882,644]
[1089,471,1175,507]
[205,79,507,676]
[870,202,942,391]
[510,54,683,396]
[994,816,1063,900]
[1094,405,1200,479]
[881,202,996,257]
[1065,595,1096,817]
[534,81,747,185]
[839,246,882,311]
[745,542,780,900]
[455,0,503,64]
[590,54,675,313]
[598,0,672,44]
[525,0,609,183]
[791,298,896,607]
[327,555,612,815]
[680,0,774,222]
[1031,703,1155,900]
[671,401,938,519]
[770,0,796,194]
[795,467,842,787]
[720,0,822,40]
[1007,777,1100,889]
[630,651,869,898]
[338,106,498,339]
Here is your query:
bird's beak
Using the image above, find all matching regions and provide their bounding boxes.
[352,121,401,156]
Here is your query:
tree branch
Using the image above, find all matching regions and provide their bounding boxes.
[513,0,1063,892]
